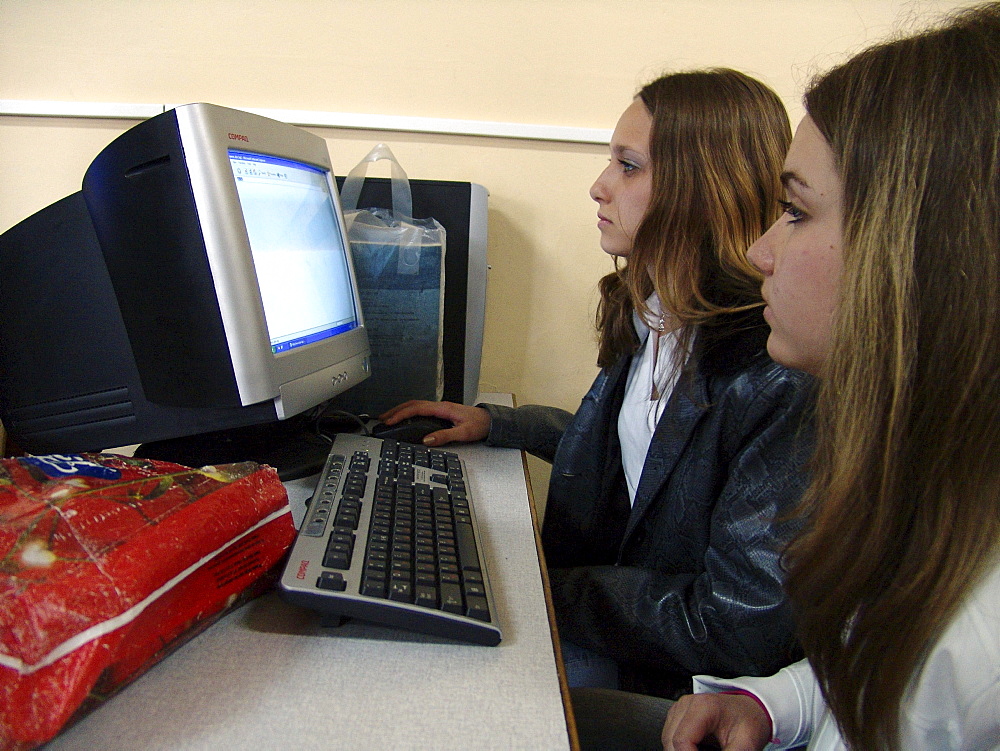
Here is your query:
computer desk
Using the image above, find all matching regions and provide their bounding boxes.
[46,394,577,750]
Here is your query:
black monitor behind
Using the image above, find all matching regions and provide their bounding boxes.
[332,176,488,410]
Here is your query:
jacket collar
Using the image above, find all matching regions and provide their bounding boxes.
[626,367,710,533]
[620,318,770,537]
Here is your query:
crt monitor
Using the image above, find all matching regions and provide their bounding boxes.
[0,103,371,477]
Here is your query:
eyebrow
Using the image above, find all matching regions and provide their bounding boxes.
[780,170,811,193]
[611,143,645,157]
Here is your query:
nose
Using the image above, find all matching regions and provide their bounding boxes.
[590,163,612,203]
[748,219,778,276]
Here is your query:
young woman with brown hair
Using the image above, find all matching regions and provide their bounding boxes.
[663,5,1000,749]
[382,68,814,698]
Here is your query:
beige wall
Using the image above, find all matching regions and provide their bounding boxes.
[0,0,973,493]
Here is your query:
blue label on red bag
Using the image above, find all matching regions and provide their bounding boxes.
[20,454,122,480]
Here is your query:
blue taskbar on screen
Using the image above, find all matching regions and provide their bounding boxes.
[271,320,358,355]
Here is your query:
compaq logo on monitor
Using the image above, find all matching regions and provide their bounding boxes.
[228,132,249,142]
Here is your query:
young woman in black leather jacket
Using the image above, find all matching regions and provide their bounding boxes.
[381,69,814,698]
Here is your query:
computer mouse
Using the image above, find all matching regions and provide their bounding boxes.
[370,416,453,444]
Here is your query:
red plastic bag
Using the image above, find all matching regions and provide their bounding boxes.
[0,453,295,749]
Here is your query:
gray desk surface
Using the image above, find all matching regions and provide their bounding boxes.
[47,395,573,750]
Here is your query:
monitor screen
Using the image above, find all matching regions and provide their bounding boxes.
[228,150,360,354]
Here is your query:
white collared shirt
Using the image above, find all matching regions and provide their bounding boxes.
[618,294,681,505]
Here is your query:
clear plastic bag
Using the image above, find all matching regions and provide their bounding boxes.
[338,144,446,415]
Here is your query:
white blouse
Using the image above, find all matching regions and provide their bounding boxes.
[617,295,681,505]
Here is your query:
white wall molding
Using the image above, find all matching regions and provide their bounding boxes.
[0,100,166,120]
[0,100,612,145]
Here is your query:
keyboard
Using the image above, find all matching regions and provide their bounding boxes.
[279,433,502,646]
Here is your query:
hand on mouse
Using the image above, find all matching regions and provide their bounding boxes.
[379,400,491,446]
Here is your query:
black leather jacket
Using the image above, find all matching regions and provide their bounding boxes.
[481,326,814,696]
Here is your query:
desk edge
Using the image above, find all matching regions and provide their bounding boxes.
[516,399,580,751]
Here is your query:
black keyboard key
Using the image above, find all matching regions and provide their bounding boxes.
[323,543,352,570]
[389,580,413,602]
[317,571,346,591]
[415,585,439,608]
[416,571,437,586]
[336,497,362,529]
[441,583,464,614]
[466,596,491,622]
[416,561,436,576]
[456,522,482,572]
[464,570,484,585]
[464,582,486,599]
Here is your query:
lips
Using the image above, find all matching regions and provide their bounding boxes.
[761,295,774,322]
[759,289,772,321]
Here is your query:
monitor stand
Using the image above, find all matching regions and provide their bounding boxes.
[134,414,335,481]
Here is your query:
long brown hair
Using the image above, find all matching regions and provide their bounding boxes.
[595,68,791,369]
[784,5,1000,748]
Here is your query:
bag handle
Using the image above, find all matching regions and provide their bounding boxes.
[338,143,413,222]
